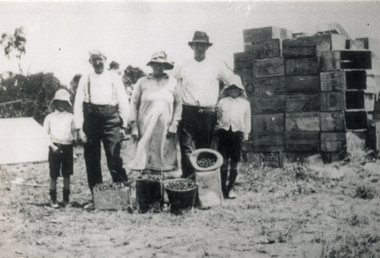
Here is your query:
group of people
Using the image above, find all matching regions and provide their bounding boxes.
[43,31,251,209]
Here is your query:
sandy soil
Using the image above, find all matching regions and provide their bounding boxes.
[1,147,380,258]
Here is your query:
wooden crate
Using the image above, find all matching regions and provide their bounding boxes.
[345,91,365,110]
[251,95,286,114]
[235,68,254,97]
[93,187,131,210]
[245,152,283,168]
[286,93,320,112]
[285,132,320,152]
[320,132,346,152]
[320,112,345,131]
[345,111,368,130]
[321,50,372,71]
[285,112,320,132]
[252,113,285,134]
[321,152,346,163]
[253,77,286,97]
[320,71,367,91]
[252,57,285,78]
[285,57,319,75]
[242,39,281,58]
[320,91,345,111]
[245,134,285,152]
[368,120,380,151]
[282,38,317,57]
[286,75,320,93]
[243,26,292,44]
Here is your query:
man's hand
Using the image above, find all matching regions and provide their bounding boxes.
[76,129,87,144]
[49,145,60,154]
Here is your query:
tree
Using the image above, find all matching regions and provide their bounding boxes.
[122,65,145,98]
[108,61,120,71]
[0,72,66,124]
[68,74,82,104]
[0,27,27,74]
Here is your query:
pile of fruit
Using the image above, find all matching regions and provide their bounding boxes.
[166,179,197,191]
[136,174,161,182]
[93,183,125,192]
[197,157,216,168]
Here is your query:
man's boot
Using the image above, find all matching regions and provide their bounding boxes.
[63,188,70,207]
[49,189,59,208]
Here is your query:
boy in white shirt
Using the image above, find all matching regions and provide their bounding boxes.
[216,76,251,199]
[43,89,75,208]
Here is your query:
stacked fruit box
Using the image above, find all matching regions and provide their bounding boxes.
[235,25,380,166]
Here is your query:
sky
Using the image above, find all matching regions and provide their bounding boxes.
[1,0,380,87]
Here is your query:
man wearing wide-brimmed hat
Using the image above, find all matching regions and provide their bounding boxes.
[175,31,234,178]
[74,50,130,200]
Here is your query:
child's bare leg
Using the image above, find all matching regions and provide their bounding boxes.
[63,176,70,206]
[49,178,59,208]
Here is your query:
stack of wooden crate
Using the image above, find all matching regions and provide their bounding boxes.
[235,26,380,166]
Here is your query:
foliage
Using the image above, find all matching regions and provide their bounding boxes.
[108,61,120,71]
[122,65,145,87]
[68,74,82,105]
[0,72,66,124]
[0,27,27,74]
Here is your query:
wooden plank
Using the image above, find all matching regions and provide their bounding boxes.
[320,71,367,91]
[320,112,345,131]
[368,120,380,151]
[243,26,292,44]
[345,111,368,130]
[282,38,317,57]
[321,50,372,71]
[244,134,285,152]
[286,93,320,112]
[245,152,283,168]
[320,132,346,152]
[252,114,285,134]
[252,77,286,97]
[345,91,365,110]
[286,75,320,93]
[251,95,286,114]
[285,57,319,75]
[242,39,281,59]
[252,57,285,78]
[285,112,320,132]
[285,132,320,152]
[320,91,345,111]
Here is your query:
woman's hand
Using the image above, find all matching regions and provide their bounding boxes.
[131,122,140,140]
[76,129,87,144]
[166,121,178,139]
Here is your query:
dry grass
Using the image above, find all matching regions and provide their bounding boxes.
[1,146,380,258]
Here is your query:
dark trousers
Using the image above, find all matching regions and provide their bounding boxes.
[83,103,128,192]
[179,105,217,178]
[49,143,73,179]
[217,128,243,192]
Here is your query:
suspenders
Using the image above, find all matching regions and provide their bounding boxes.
[86,73,117,104]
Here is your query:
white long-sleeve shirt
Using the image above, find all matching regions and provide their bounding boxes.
[43,110,75,146]
[174,57,234,107]
[73,70,130,129]
[217,96,251,140]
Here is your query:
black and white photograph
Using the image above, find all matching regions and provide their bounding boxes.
[1,1,380,257]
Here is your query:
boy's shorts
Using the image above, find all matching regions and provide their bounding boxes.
[49,143,73,179]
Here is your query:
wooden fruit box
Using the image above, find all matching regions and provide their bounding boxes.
[345,111,368,130]
[252,57,285,78]
[245,152,283,168]
[284,132,320,152]
[235,68,254,97]
[291,34,347,57]
[285,112,320,132]
[252,113,285,134]
[286,93,320,112]
[282,38,317,57]
[321,152,346,163]
[321,50,372,71]
[93,187,131,210]
[320,91,345,112]
[243,26,292,44]
[242,39,281,59]
[251,95,286,114]
[285,57,319,76]
[320,112,345,132]
[286,75,320,93]
[252,77,286,97]
[345,91,365,110]
[244,134,285,152]
[320,132,346,152]
[320,71,367,91]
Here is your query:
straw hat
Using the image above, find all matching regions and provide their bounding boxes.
[220,75,246,97]
[49,89,72,111]
[188,31,213,47]
[146,51,174,70]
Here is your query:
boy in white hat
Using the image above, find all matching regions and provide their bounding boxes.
[43,89,75,208]
[216,75,251,199]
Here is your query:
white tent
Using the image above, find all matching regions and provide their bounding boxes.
[0,118,49,165]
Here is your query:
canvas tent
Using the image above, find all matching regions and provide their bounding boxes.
[0,118,49,165]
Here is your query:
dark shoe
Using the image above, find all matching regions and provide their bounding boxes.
[63,189,70,207]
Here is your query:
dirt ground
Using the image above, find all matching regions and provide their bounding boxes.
[1,146,380,258]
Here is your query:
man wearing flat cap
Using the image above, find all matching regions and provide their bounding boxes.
[74,50,129,197]
[175,31,234,178]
